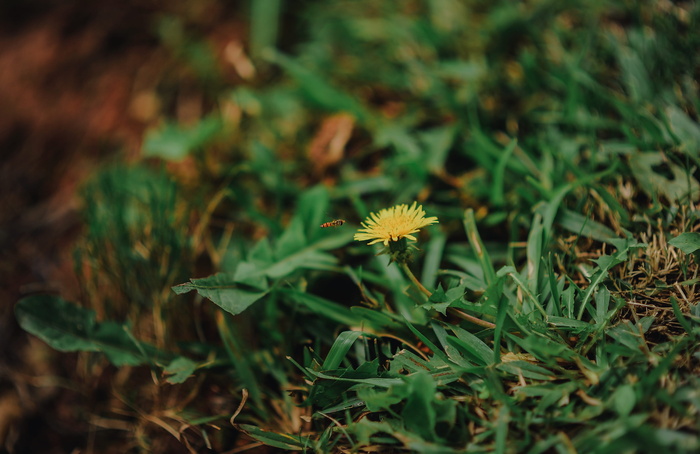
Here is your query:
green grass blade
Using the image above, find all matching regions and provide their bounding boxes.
[322,330,364,370]
[463,209,497,285]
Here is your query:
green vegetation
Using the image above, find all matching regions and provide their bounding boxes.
[16,1,700,452]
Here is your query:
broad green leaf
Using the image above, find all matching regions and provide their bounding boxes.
[16,295,162,366]
[668,232,700,254]
[666,105,700,158]
[349,419,401,448]
[233,261,268,290]
[173,273,269,316]
[296,185,331,240]
[629,152,699,202]
[444,283,468,302]
[390,349,438,374]
[423,285,452,316]
[231,221,350,284]
[266,249,338,279]
[276,217,307,259]
[248,237,275,264]
[610,384,636,417]
[143,116,221,161]
[350,418,464,452]
[356,385,406,412]
[163,356,198,384]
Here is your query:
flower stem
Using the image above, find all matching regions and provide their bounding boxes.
[399,262,432,298]
[398,262,496,330]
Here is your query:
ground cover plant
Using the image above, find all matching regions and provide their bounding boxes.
[11,0,700,452]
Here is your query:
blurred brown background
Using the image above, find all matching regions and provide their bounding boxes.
[0,2,246,452]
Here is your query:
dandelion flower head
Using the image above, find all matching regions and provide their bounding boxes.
[354,202,439,246]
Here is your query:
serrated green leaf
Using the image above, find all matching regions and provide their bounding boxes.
[356,385,406,412]
[349,419,400,447]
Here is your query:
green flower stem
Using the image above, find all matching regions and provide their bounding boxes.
[399,262,496,330]
[399,262,432,298]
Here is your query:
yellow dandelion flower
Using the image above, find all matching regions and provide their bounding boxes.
[354,202,439,246]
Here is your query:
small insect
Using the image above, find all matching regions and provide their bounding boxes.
[320,219,346,228]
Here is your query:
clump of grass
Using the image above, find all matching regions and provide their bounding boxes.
[75,164,193,346]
